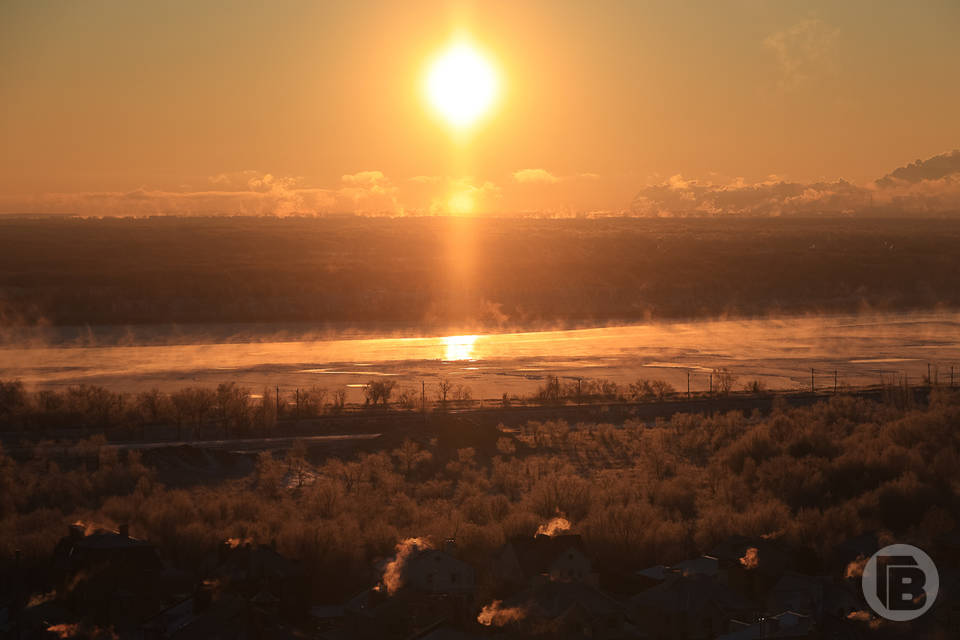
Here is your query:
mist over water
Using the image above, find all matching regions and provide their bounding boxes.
[3,311,958,399]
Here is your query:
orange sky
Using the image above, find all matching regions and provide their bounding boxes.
[1,1,959,216]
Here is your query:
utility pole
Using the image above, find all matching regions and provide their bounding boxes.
[811,369,815,393]
[709,373,713,395]
[687,370,691,399]
[295,388,300,418]
[834,370,838,394]
[577,378,582,407]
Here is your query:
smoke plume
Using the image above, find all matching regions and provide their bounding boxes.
[477,600,528,626]
[536,517,571,537]
[739,547,759,570]
[381,537,432,595]
[844,554,867,579]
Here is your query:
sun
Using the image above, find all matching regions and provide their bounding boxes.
[425,41,499,129]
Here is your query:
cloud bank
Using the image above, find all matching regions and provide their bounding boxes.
[629,150,960,218]
[3,151,960,217]
[1,171,403,217]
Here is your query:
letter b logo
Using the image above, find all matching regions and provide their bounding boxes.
[863,544,939,621]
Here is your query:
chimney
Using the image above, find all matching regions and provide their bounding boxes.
[443,538,457,555]
[118,523,130,539]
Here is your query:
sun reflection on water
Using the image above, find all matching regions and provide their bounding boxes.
[443,334,478,361]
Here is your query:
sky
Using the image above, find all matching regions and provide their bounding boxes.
[1,0,959,216]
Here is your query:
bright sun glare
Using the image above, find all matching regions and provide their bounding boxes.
[426,42,499,129]
[443,334,478,361]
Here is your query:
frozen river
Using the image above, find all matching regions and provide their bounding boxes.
[2,312,959,401]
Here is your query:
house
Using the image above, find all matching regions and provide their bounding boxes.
[141,580,303,640]
[766,572,862,622]
[766,573,823,619]
[495,581,629,639]
[717,610,815,640]
[630,574,755,639]
[404,619,480,640]
[311,604,346,632]
[403,548,475,595]
[339,541,478,640]
[338,588,466,640]
[672,555,720,579]
[495,534,594,587]
[627,557,720,596]
[141,592,250,640]
[53,522,163,576]
[636,565,671,582]
[51,522,166,628]
[209,539,308,616]
[709,536,808,601]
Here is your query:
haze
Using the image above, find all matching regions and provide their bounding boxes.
[2,1,959,216]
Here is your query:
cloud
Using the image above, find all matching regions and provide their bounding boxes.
[341,170,386,187]
[512,168,560,184]
[877,150,960,186]
[337,171,401,215]
[632,176,874,217]
[629,151,960,217]
[0,169,490,217]
[3,178,336,217]
[0,170,405,217]
[6,152,959,218]
[764,18,839,90]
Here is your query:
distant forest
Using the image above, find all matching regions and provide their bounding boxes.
[1,216,959,332]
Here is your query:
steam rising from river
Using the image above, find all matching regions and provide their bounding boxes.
[1,312,959,397]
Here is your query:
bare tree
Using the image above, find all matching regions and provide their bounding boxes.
[713,367,736,396]
[135,388,168,424]
[396,388,420,410]
[364,380,397,406]
[436,378,454,407]
[216,382,251,437]
[299,385,328,417]
[286,439,310,489]
[649,379,675,401]
[329,388,347,414]
[170,387,215,440]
